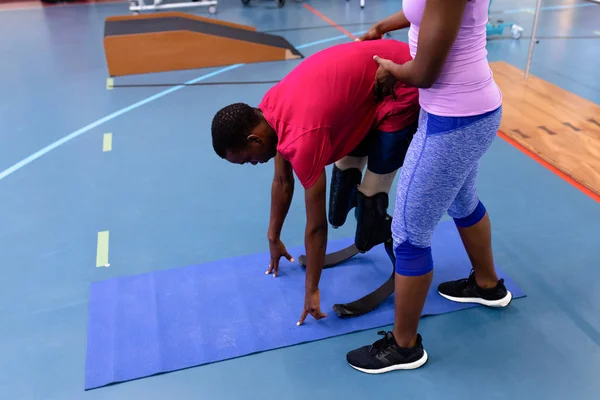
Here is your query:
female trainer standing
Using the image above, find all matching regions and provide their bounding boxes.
[346,0,512,373]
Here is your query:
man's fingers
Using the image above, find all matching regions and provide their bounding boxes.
[266,259,277,275]
[297,309,309,326]
[311,310,328,320]
[266,253,294,277]
[297,309,327,326]
[284,251,294,263]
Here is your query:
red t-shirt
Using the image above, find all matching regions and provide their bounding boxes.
[259,39,419,188]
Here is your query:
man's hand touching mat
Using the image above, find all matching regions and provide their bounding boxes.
[267,238,294,278]
[297,287,327,325]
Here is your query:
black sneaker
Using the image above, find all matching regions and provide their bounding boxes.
[438,271,512,307]
[346,331,428,374]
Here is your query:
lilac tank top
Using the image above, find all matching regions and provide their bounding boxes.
[403,0,502,116]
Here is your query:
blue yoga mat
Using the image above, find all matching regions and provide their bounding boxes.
[85,221,525,389]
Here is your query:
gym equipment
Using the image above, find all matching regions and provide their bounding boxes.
[345,0,365,9]
[525,0,542,78]
[241,0,285,8]
[103,12,303,77]
[84,220,525,390]
[129,0,217,15]
[487,0,524,39]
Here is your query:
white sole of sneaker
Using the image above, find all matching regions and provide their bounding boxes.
[348,350,428,374]
[438,290,513,307]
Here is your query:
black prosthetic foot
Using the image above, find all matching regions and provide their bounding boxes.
[298,243,359,269]
[333,192,395,319]
[333,238,396,318]
[354,191,392,253]
[328,165,362,228]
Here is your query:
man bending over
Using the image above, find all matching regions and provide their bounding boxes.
[211,39,419,324]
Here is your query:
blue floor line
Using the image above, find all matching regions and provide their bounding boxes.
[0,30,365,183]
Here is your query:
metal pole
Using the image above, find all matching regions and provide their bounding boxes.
[525,0,543,79]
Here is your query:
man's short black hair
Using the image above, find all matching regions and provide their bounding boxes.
[211,103,261,158]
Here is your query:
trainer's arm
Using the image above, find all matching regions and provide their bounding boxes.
[377,0,468,88]
[374,10,410,34]
[304,170,328,292]
[267,152,295,242]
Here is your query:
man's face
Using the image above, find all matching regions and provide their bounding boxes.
[225,141,273,165]
[224,127,277,166]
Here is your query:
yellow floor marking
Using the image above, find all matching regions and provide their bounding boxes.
[103,133,112,152]
[96,231,110,267]
[106,77,114,90]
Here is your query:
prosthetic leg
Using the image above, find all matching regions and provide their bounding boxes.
[298,171,398,318]
[354,191,392,253]
[332,190,396,318]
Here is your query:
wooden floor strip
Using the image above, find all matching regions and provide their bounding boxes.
[491,61,600,199]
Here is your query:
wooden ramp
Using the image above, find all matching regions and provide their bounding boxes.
[491,61,600,197]
[103,12,304,77]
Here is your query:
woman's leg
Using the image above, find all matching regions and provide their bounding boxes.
[457,213,498,286]
[438,164,512,307]
[346,112,433,373]
[347,107,504,373]
[448,166,498,285]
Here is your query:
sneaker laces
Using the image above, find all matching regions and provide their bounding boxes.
[369,331,394,355]
[450,270,475,290]
[467,269,505,291]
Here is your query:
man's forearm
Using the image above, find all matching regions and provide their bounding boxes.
[268,177,294,241]
[375,11,410,34]
[303,170,328,293]
[304,224,327,293]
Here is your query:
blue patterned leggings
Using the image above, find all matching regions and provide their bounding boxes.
[391,106,502,276]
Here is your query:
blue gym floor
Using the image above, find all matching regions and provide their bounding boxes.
[1,0,599,398]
